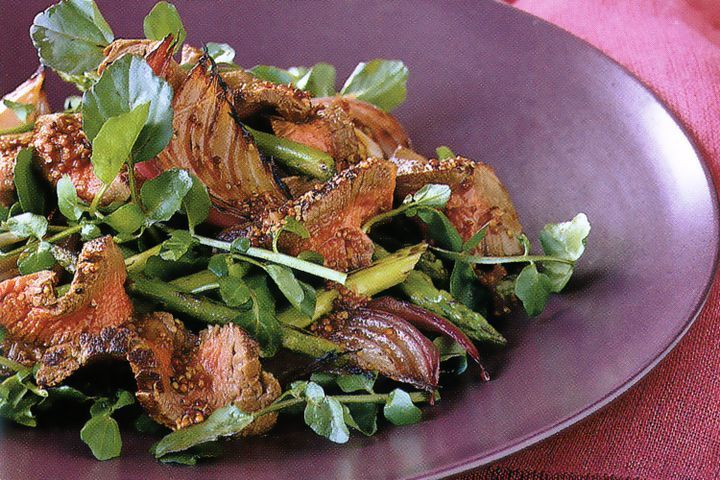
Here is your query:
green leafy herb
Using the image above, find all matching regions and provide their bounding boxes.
[57,175,83,221]
[295,63,337,97]
[159,230,195,261]
[514,263,553,316]
[141,169,193,222]
[14,148,46,215]
[82,55,174,163]
[413,208,463,251]
[205,42,235,64]
[80,390,135,461]
[5,213,48,239]
[336,373,376,394]
[249,65,306,85]
[233,275,282,357]
[3,100,34,124]
[218,275,252,308]
[435,145,455,160]
[539,213,591,292]
[208,253,231,277]
[158,442,224,465]
[272,216,309,253]
[403,183,451,210]
[230,237,251,254]
[340,60,408,112]
[362,183,452,233]
[143,1,186,48]
[18,241,56,274]
[264,264,316,318]
[182,174,211,232]
[30,0,114,89]
[152,405,254,458]
[0,363,48,427]
[90,103,150,185]
[81,222,102,240]
[343,403,378,436]
[103,203,145,234]
[383,388,422,426]
[434,337,468,375]
[64,95,83,112]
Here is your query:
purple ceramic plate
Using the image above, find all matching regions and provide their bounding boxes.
[0,1,717,479]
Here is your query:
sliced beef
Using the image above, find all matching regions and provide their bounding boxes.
[314,96,410,158]
[393,155,524,258]
[128,312,281,434]
[222,158,396,271]
[270,99,361,170]
[154,57,287,222]
[32,113,130,206]
[222,69,314,123]
[0,67,51,131]
[0,131,32,206]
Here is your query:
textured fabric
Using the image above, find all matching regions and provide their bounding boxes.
[461,1,720,479]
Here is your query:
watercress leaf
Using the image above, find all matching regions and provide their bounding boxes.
[111,390,135,411]
[14,148,46,215]
[514,263,553,317]
[89,397,113,417]
[433,337,468,375]
[336,373,375,394]
[18,241,56,274]
[303,382,325,402]
[81,222,102,241]
[218,276,252,308]
[3,100,34,124]
[298,250,324,265]
[265,264,316,317]
[158,442,224,465]
[80,414,122,460]
[46,385,90,404]
[463,227,487,253]
[103,203,145,234]
[57,175,83,221]
[304,395,350,444]
[0,369,47,427]
[383,388,422,426]
[340,59,408,112]
[134,413,167,435]
[343,403,378,436]
[414,208,463,251]
[435,145,454,160]
[249,65,303,85]
[287,380,309,399]
[282,216,309,239]
[539,213,591,262]
[141,168,193,222]
[30,0,114,78]
[449,260,486,311]
[160,230,195,261]
[403,183,451,209]
[233,275,282,356]
[205,42,235,64]
[308,372,335,388]
[182,174,211,230]
[230,237,250,254]
[64,95,83,112]
[208,254,231,277]
[152,405,254,458]
[90,103,150,184]
[143,1,186,48]
[542,262,574,294]
[295,63,337,97]
[0,205,9,223]
[82,55,174,162]
[5,213,48,239]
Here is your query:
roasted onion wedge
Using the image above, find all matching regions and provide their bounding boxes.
[100,36,186,91]
[311,308,440,392]
[155,57,288,221]
[0,67,51,131]
[128,312,281,434]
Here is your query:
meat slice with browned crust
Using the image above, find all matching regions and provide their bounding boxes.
[314,96,410,159]
[267,158,396,271]
[31,113,130,206]
[155,57,288,222]
[0,67,51,131]
[393,155,524,258]
[0,131,32,206]
[128,312,280,434]
[222,69,315,123]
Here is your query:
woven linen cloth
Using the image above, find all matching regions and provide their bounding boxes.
[461,1,720,479]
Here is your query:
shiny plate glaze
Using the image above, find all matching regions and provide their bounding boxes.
[0,1,717,479]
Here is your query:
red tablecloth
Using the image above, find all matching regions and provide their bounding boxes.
[463,1,720,479]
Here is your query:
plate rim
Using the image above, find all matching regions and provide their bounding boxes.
[414,3,720,478]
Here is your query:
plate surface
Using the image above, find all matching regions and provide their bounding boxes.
[0,1,717,479]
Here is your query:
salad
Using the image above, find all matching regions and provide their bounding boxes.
[0,0,590,465]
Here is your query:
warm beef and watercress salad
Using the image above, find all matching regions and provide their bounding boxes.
[0,0,590,464]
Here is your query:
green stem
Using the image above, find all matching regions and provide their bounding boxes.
[278,243,427,328]
[125,244,162,275]
[1,224,83,258]
[0,123,34,136]
[88,183,109,217]
[361,203,414,233]
[246,126,335,180]
[257,391,430,417]
[193,234,347,284]
[431,247,575,266]
[0,355,26,373]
